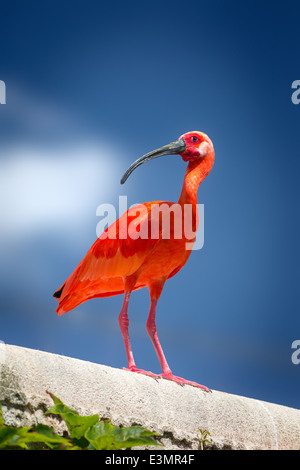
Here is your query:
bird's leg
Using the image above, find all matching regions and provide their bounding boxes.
[119,283,158,380]
[118,291,136,370]
[146,284,211,392]
[146,297,172,375]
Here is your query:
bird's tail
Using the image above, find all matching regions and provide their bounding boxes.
[53,283,65,300]
[53,271,129,315]
[54,284,126,315]
[53,282,72,315]
[53,284,89,316]
[53,257,94,315]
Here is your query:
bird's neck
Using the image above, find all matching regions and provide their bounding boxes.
[178,154,214,205]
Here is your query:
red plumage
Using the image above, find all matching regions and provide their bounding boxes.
[54,131,215,391]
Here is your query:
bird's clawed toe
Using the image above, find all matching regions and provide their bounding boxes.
[122,367,210,391]
[123,366,160,381]
[159,372,211,392]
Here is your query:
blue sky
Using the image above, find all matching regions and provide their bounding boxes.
[0,0,299,408]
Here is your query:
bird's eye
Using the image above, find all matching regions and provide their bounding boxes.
[192,136,198,142]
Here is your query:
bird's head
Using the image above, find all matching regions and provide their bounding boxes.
[179,131,214,162]
[121,131,214,184]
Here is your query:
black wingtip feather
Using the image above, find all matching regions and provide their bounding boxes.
[53,283,65,299]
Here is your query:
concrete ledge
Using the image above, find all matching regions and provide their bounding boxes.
[0,344,299,450]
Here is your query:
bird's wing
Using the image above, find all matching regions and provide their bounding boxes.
[55,202,165,313]
[81,201,163,279]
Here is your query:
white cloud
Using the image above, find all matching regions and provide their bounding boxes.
[0,141,122,239]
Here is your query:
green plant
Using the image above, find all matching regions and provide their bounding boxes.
[0,391,161,450]
[198,428,212,450]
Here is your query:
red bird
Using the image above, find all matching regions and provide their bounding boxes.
[54,131,215,391]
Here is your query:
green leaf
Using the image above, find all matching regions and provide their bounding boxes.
[0,426,31,449]
[85,419,160,450]
[0,402,4,427]
[0,421,72,450]
[0,402,29,449]
[46,392,99,440]
[45,391,78,416]
[24,424,73,449]
[0,393,161,450]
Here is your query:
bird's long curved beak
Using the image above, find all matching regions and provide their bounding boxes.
[120,138,186,184]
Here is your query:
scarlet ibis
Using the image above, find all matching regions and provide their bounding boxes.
[54,131,215,391]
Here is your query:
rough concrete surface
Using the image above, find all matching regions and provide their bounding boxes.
[0,343,299,450]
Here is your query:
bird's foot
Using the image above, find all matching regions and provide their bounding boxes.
[159,372,211,392]
[123,366,160,381]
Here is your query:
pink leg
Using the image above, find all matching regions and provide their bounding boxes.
[146,298,172,375]
[118,291,136,370]
[119,290,158,379]
[146,294,211,392]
